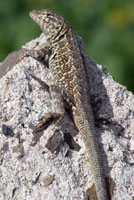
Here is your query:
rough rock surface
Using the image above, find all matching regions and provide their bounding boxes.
[0,33,134,200]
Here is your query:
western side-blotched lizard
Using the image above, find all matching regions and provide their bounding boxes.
[29,9,108,200]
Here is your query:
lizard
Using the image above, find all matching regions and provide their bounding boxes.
[29,9,108,200]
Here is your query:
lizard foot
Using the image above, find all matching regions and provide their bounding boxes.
[33,112,62,134]
[31,112,62,147]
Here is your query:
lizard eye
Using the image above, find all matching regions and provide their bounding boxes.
[46,13,51,17]
[44,13,51,18]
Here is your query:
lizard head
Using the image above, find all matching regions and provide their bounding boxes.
[29,9,71,43]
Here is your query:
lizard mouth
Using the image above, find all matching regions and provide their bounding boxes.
[29,10,40,24]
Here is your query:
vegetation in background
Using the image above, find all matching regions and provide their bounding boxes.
[0,0,134,91]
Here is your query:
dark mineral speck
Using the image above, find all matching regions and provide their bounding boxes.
[2,124,13,137]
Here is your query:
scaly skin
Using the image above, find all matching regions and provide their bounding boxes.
[29,9,108,200]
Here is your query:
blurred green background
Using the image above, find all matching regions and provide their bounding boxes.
[0,0,134,91]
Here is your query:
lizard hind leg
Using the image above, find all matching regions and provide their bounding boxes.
[32,74,74,139]
[33,84,66,134]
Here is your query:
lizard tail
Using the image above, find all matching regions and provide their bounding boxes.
[73,105,108,200]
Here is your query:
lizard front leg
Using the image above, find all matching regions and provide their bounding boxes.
[19,45,52,66]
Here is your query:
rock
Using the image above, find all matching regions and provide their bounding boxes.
[0,33,134,200]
